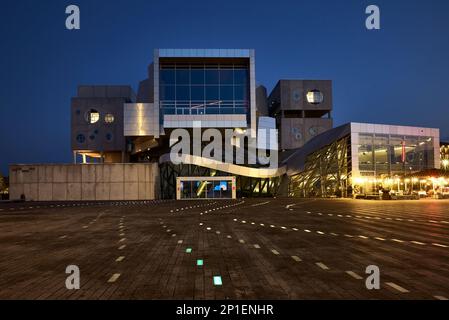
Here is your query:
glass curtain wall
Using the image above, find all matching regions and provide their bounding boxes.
[180,179,232,199]
[358,133,435,179]
[289,136,351,198]
[160,62,249,117]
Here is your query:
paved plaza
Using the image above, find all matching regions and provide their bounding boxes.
[0,198,449,300]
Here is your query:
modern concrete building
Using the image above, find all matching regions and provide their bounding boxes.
[72,85,136,163]
[268,80,333,150]
[8,49,444,200]
[286,123,441,198]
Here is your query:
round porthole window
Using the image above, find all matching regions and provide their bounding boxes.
[306,90,324,105]
[291,127,302,141]
[308,126,322,136]
[104,113,115,124]
[106,133,113,141]
[292,89,301,102]
[85,109,100,124]
[76,134,85,144]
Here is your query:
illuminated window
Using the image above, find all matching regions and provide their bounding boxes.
[85,109,100,124]
[104,113,115,124]
[306,90,324,105]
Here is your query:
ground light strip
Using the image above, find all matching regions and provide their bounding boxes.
[213,276,223,286]
[297,209,449,226]
[197,201,446,300]
[234,217,449,249]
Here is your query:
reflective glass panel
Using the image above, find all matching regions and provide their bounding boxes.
[234,85,248,100]
[160,70,175,85]
[234,69,248,85]
[191,86,204,101]
[220,86,234,101]
[191,69,204,85]
[176,69,190,85]
[176,86,190,101]
[161,86,175,100]
[205,86,219,101]
[205,70,219,84]
[219,69,233,85]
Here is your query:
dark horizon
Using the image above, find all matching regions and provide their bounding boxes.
[1,0,449,175]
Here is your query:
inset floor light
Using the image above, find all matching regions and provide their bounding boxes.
[213,276,222,286]
[186,248,192,253]
[197,259,204,266]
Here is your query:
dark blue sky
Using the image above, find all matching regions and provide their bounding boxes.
[1,0,449,175]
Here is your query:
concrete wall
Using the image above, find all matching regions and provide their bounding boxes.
[278,80,333,111]
[256,85,268,116]
[9,163,160,201]
[71,85,136,153]
[281,118,333,150]
[268,80,333,151]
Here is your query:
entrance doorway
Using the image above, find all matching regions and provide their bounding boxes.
[176,177,236,200]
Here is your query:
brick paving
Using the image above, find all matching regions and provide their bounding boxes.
[0,198,449,300]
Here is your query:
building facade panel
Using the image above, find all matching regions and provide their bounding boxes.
[154,49,256,138]
[71,87,134,160]
[269,80,333,151]
[123,103,157,136]
[280,117,332,150]
[9,164,160,201]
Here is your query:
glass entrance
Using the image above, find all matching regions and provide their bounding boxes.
[177,177,235,200]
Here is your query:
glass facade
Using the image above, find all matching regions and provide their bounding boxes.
[289,129,438,198]
[289,135,351,198]
[357,133,435,177]
[442,143,449,171]
[159,62,249,116]
[180,180,232,199]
